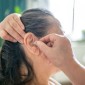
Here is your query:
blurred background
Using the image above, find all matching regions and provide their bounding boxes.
[0,0,85,85]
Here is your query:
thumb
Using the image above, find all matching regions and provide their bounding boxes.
[34,41,50,55]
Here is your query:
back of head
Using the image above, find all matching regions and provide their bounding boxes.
[0,8,62,85]
[21,8,62,37]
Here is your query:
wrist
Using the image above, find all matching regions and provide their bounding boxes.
[59,56,85,85]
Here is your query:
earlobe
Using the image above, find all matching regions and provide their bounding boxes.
[24,32,40,56]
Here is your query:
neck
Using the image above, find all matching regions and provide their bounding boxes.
[34,76,49,85]
[26,75,49,85]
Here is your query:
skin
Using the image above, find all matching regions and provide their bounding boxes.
[1,13,85,85]
[0,13,25,43]
[20,23,62,85]
[0,14,63,85]
[35,34,85,85]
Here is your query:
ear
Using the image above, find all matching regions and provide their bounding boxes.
[24,32,40,56]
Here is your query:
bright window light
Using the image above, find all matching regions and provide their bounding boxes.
[49,0,85,41]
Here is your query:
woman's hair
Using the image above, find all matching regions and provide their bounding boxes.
[0,9,61,85]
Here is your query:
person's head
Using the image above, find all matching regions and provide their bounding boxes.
[0,8,63,85]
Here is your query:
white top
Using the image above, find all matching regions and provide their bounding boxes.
[48,77,61,85]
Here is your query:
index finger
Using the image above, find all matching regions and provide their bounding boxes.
[40,33,58,43]
[13,13,25,30]
[8,17,25,38]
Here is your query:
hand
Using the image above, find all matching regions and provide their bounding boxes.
[0,13,25,43]
[34,33,74,68]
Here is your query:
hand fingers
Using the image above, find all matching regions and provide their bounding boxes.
[0,30,17,42]
[40,33,64,43]
[11,13,24,30]
[0,13,25,43]
[34,41,50,55]
[4,22,23,43]
[40,34,56,43]
[8,15,25,38]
